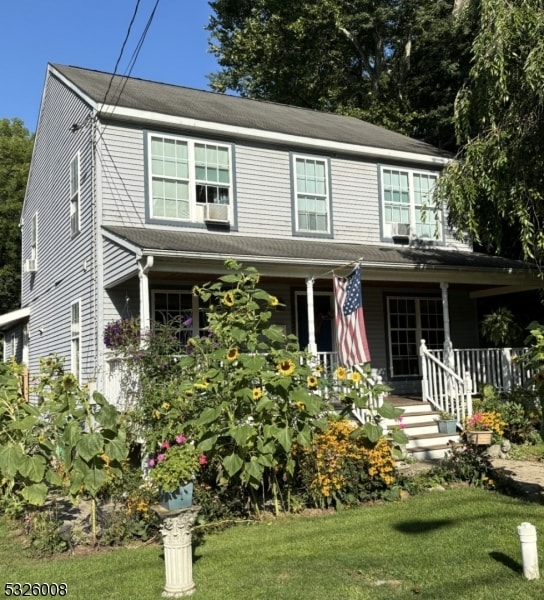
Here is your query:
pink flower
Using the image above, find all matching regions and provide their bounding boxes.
[161,441,171,449]
[157,453,166,462]
[148,458,156,468]
[176,434,187,444]
[199,454,208,466]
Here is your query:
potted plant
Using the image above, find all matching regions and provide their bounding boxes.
[147,435,207,510]
[463,411,505,446]
[437,411,458,434]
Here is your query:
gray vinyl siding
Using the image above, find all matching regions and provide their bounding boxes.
[103,279,140,325]
[103,238,138,288]
[22,74,96,383]
[96,125,467,248]
[99,124,146,228]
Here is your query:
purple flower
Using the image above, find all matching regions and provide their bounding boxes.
[148,458,156,468]
[182,317,193,327]
[176,434,187,444]
[157,453,166,462]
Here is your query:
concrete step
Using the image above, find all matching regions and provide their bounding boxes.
[385,396,461,460]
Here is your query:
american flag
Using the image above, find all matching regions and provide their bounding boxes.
[333,265,371,367]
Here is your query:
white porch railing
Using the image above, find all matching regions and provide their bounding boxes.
[103,353,140,411]
[427,346,531,394]
[420,340,473,425]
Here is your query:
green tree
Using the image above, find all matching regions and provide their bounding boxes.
[0,118,33,312]
[207,0,477,149]
[438,0,544,267]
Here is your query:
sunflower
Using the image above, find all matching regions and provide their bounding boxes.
[277,359,296,376]
[162,402,171,410]
[227,347,239,361]
[222,291,235,307]
[252,387,263,400]
[350,371,362,384]
[194,381,209,390]
[335,366,348,380]
[295,401,305,411]
[61,373,78,391]
[268,295,279,307]
[307,375,318,388]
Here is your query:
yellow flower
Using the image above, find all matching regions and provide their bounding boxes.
[307,375,318,388]
[222,291,235,307]
[152,409,161,419]
[162,402,170,410]
[335,366,348,380]
[350,371,362,383]
[227,347,239,361]
[268,295,279,307]
[295,401,305,411]
[252,387,263,400]
[194,381,209,390]
[277,359,296,376]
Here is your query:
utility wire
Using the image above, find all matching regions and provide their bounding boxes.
[100,0,143,107]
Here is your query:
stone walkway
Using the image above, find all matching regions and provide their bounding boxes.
[490,458,544,503]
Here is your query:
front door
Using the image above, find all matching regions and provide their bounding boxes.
[295,292,334,352]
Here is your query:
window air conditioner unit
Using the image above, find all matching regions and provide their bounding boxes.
[24,259,37,273]
[390,223,411,245]
[204,203,229,223]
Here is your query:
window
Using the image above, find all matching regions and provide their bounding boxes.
[381,167,441,239]
[152,290,207,344]
[25,213,38,273]
[71,300,81,380]
[149,135,232,222]
[387,296,444,377]
[293,156,330,234]
[70,154,80,235]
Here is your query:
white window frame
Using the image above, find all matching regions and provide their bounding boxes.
[151,290,207,341]
[71,300,81,380]
[380,166,442,240]
[30,212,38,268]
[292,154,331,234]
[387,296,444,378]
[70,153,80,236]
[147,134,232,223]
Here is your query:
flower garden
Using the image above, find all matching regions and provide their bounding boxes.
[1,260,544,556]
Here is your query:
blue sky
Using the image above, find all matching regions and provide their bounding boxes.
[0,0,219,132]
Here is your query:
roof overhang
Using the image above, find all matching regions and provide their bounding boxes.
[102,226,541,288]
[0,307,30,331]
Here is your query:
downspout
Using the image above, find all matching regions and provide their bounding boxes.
[139,256,154,340]
[305,277,317,356]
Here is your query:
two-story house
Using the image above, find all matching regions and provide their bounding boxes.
[1,63,539,414]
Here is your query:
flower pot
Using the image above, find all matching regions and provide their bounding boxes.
[465,430,493,446]
[438,419,457,434]
[159,481,194,511]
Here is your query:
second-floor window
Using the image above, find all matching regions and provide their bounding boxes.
[381,167,441,240]
[293,155,330,234]
[71,300,81,381]
[70,153,80,236]
[149,135,232,223]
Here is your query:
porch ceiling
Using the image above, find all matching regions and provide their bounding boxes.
[102,225,539,287]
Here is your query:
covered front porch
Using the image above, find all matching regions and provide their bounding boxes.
[99,226,541,417]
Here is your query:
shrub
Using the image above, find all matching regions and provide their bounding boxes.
[296,419,397,508]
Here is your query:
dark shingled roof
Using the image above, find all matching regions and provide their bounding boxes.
[51,64,450,159]
[103,226,534,274]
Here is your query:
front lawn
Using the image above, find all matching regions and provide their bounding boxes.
[2,487,544,599]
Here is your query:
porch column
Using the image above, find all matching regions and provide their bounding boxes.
[440,281,453,368]
[138,256,154,340]
[305,277,318,356]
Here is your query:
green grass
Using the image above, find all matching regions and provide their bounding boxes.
[2,488,544,599]
[509,440,544,461]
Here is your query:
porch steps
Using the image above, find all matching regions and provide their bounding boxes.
[383,395,460,461]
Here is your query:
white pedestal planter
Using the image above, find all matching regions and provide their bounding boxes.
[155,505,201,597]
